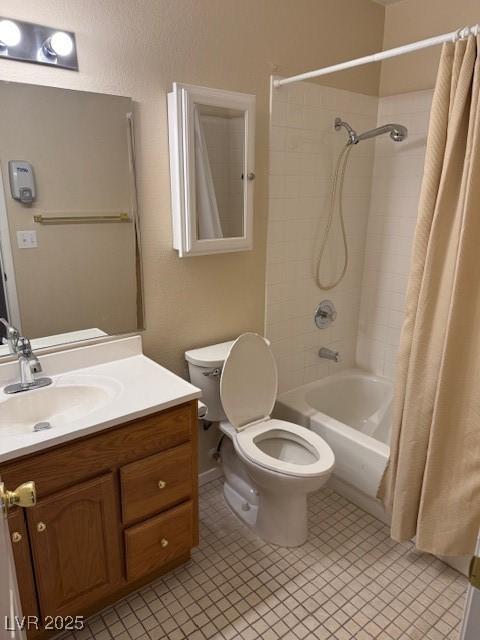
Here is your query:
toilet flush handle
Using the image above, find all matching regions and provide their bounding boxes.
[202,367,222,377]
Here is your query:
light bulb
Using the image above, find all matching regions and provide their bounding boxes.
[44,31,73,57]
[0,20,21,48]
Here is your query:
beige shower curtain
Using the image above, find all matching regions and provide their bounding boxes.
[379,35,480,556]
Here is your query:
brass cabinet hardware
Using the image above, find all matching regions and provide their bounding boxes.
[11,532,22,543]
[469,555,480,589]
[0,480,37,514]
[160,538,169,548]
[37,522,47,533]
[158,480,167,490]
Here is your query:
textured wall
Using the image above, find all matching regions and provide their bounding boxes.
[380,0,479,96]
[0,0,384,378]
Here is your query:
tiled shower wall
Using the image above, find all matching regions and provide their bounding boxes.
[266,81,433,392]
[266,80,377,392]
[356,89,433,378]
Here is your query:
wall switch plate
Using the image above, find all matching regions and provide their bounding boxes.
[17,230,38,249]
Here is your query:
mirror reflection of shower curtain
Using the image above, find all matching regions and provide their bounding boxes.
[194,108,223,239]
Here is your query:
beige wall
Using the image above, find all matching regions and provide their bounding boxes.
[0,83,138,338]
[380,0,479,95]
[0,0,385,377]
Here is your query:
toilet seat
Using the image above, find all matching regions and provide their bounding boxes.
[235,418,335,477]
[220,333,335,478]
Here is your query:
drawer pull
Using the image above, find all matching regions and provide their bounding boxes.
[37,521,47,533]
[160,538,169,548]
[158,480,167,490]
[11,531,22,543]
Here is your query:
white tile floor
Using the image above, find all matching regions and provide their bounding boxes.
[59,479,467,640]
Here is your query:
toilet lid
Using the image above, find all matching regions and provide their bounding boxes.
[220,333,278,431]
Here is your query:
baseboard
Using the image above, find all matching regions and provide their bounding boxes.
[199,466,223,486]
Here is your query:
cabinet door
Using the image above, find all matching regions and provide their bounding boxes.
[8,509,39,621]
[27,473,122,619]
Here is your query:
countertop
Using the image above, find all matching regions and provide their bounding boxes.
[0,335,201,463]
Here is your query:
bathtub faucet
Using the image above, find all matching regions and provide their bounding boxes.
[319,347,341,363]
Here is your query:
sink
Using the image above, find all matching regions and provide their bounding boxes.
[0,374,122,436]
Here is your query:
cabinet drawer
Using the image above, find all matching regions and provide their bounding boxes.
[121,443,192,524]
[124,502,193,582]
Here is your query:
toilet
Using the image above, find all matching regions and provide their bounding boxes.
[185,333,335,547]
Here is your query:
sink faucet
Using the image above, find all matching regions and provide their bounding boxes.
[319,347,341,363]
[0,319,52,394]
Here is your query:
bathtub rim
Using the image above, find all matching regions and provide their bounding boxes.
[275,368,391,457]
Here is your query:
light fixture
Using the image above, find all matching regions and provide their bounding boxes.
[0,19,21,48]
[0,17,78,70]
[43,31,74,58]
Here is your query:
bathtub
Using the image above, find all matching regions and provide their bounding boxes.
[275,369,393,521]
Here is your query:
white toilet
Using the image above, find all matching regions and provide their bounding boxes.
[186,333,335,547]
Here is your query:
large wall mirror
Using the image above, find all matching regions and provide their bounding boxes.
[0,81,143,356]
[168,83,255,257]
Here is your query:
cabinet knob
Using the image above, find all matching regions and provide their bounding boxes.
[247,172,255,181]
[158,480,167,490]
[37,521,47,533]
[11,531,22,543]
[160,538,169,548]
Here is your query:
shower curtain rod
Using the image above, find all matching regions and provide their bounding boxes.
[273,24,479,88]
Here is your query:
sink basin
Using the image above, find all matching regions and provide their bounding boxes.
[0,374,122,436]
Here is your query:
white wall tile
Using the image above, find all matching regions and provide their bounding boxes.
[355,89,434,378]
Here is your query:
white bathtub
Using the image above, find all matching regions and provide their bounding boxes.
[275,369,393,520]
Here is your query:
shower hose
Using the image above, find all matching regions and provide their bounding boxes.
[315,143,353,290]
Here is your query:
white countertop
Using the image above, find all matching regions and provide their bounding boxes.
[0,336,201,463]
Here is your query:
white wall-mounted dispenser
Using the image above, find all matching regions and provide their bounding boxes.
[9,161,36,204]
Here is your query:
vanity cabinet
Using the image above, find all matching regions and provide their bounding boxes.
[8,509,39,621]
[27,473,123,619]
[1,400,198,639]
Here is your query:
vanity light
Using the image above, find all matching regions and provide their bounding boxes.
[0,19,21,48]
[43,31,74,58]
[0,17,78,70]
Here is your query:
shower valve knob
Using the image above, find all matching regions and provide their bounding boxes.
[315,300,337,329]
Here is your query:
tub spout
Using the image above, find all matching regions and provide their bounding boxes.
[319,347,341,363]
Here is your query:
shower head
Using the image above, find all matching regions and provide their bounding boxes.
[335,117,408,145]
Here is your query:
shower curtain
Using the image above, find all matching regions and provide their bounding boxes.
[379,35,480,556]
[194,108,223,239]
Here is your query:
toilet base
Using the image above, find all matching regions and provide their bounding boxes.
[255,490,308,547]
[223,479,309,547]
[224,482,258,529]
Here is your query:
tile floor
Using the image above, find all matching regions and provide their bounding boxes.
[59,479,468,640]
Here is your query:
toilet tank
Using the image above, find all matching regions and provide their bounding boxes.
[185,340,235,422]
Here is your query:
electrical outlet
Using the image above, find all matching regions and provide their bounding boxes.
[16,230,38,249]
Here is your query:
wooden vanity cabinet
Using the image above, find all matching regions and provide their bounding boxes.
[27,473,123,619]
[1,400,198,638]
[8,509,39,621]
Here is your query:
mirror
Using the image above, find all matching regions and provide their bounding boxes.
[0,81,143,356]
[168,83,255,257]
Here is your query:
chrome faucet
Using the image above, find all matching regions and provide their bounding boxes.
[0,319,52,394]
[319,347,341,363]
